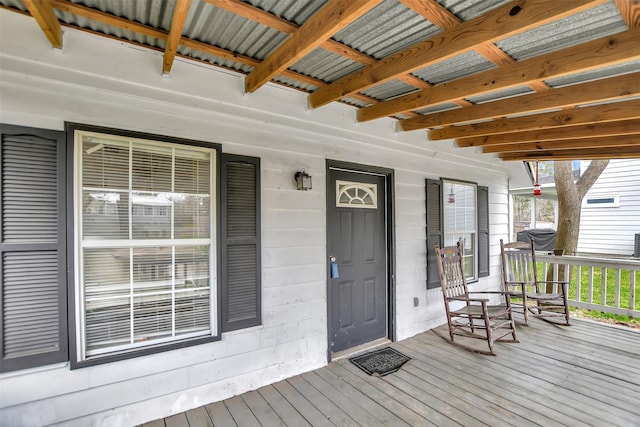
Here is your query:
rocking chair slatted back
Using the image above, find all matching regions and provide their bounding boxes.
[500,238,571,326]
[437,245,468,299]
[434,242,519,355]
[501,242,537,287]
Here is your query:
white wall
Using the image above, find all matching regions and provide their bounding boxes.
[578,159,640,256]
[0,10,511,426]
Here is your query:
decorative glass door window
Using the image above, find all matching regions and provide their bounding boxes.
[336,180,377,208]
[443,181,477,280]
[76,131,216,360]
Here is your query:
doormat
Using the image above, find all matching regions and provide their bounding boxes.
[350,347,410,376]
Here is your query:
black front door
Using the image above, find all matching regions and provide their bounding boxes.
[328,168,388,353]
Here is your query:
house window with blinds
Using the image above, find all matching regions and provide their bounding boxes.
[75,130,216,361]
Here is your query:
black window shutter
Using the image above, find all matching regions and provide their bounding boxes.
[221,154,261,332]
[425,179,443,289]
[0,124,67,373]
[477,186,490,278]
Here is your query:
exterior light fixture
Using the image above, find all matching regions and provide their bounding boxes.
[533,161,542,197]
[294,169,312,191]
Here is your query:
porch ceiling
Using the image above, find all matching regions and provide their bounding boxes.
[3,0,639,161]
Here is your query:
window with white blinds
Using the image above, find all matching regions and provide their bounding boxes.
[76,131,216,360]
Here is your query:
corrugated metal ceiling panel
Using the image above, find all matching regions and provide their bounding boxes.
[333,0,440,59]
[466,85,534,104]
[545,60,640,88]
[412,50,496,85]
[244,0,327,25]
[360,79,419,101]
[496,1,627,61]
[290,48,363,83]
[438,0,512,21]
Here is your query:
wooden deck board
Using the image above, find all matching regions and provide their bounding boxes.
[223,396,261,427]
[241,390,286,427]
[416,329,639,426]
[256,384,312,427]
[394,346,553,427]
[147,319,640,427]
[184,407,213,427]
[271,380,334,427]
[164,413,189,427]
[287,375,358,426]
[327,362,437,426]
[299,371,384,426]
[399,337,600,426]
[204,401,236,427]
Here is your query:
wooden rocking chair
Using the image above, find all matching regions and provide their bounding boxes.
[500,239,570,326]
[435,242,518,355]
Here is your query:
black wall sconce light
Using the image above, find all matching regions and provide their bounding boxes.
[294,169,312,191]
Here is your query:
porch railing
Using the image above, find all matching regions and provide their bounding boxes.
[537,253,640,318]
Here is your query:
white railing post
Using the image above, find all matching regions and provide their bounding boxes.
[536,253,640,318]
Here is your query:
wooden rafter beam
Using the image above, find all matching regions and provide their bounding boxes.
[163,0,191,75]
[23,0,63,48]
[483,133,640,154]
[398,71,640,131]
[457,119,640,147]
[429,98,640,140]
[308,0,607,109]
[499,145,640,161]
[245,0,382,93]
[47,0,380,106]
[202,0,377,66]
[397,0,547,88]
[51,0,167,39]
[203,0,442,109]
[358,27,640,122]
[615,0,640,28]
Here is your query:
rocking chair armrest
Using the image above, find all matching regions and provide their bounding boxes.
[504,281,526,285]
[468,291,509,295]
[538,280,569,285]
[449,296,489,303]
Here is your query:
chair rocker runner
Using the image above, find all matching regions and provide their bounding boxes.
[500,239,570,326]
[435,243,518,355]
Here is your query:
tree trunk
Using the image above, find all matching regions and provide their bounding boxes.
[553,160,609,256]
[549,160,609,289]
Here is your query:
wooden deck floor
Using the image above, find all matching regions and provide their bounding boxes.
[142,318,640,426]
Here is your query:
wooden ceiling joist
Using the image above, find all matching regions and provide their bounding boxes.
[202,0,378,66]
[615,0,640,28]
[398,71,640,132]
[163,0,191,75]
[7,0,637,162]
[429,98,640,141]
[307,0,607,109]
[50,0,168,39]
[457,119,640,147]
[23,0,63,48]
[483,133,640,154]
[244,0,382,93]
[499,145,640,161]
[358,27,640,122]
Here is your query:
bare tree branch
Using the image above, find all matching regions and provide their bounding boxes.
[576,160,610,198]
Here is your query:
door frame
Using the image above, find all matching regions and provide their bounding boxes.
[326,160,396,362]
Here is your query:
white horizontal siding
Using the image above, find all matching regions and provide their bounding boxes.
[0,10,511,427]
[578,159,640,256]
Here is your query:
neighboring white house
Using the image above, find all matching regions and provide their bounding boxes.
[509,159,640,257]
[578,159,640,257]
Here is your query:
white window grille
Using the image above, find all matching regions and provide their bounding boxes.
[76,131,216,360]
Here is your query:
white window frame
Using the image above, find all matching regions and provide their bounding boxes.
[73,130,217,362]
[583,195,620,208]
[442,180,478,280]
